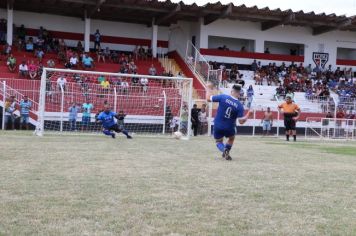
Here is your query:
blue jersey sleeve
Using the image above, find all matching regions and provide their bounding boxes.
[97,112,104,121]
[211,94,226,102]
[237,103,244,118]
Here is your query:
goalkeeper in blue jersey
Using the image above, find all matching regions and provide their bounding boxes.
[206,82,252,160]
[96,104,132,139]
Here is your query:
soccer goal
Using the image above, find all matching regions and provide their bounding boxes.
[34,68,193,139]
[305,117,356,140]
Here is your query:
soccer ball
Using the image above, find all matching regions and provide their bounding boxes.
[173,131,183,139]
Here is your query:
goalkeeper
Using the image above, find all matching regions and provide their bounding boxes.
[96,104,132,139]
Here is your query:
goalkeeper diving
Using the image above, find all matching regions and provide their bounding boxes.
[96,104,132,139]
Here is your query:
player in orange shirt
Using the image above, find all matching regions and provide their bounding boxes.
[278,95,301,141]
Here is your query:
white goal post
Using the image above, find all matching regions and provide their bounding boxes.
[35,68,193,139]
[305,117,356,140]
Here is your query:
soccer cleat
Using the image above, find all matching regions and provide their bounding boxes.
[222,149,232,161]
[127,135,132,139]
[111,133,116,139]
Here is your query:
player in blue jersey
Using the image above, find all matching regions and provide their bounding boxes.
[206,82,252,160]
[96,104,132,139]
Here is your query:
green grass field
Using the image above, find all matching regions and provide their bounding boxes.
[0,132,355,235]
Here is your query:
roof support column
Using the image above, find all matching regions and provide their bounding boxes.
[255,39,264,53]
[84,15,91,53]
[151,19,158,58]
[6,3,13,46]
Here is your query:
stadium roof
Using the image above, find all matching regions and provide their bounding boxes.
[1,0,356,35]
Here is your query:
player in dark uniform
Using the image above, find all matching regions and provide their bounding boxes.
[206,82,252,160]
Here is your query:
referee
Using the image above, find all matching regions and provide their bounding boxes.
[278,95,301,141]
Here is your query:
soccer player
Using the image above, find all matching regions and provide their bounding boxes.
[278,95,301,141]
[206,82,252,160]
[96,104,132,139]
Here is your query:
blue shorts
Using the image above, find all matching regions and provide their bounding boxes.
[21,114,30,124]
[213,126,236,139]
[82,116,91,126]
[262,120,272,131]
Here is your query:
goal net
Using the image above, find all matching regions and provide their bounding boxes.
[35,68,193,139]
[305,117,356,140]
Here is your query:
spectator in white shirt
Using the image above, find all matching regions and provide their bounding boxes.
[19,61,28,78]
[140,77,149,93]
[148,64,157,76]
[69,54,78,68]
[120,81,129,94]
[57,75,67,91]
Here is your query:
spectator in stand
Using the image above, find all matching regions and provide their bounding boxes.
[264,48,270,54]
[97,75,105,84]
[94,29,101,51]
[146,47,153,58]
[37,62,44,77]
[138,46,145,60]
[246,85,254,108]
[69,53,79,69]
[131,71,139,87]
[35,48,45,62]
[97,46,105,63]
[4,96,17,130]
[3,43,11,57]
[51,38,59,52]
[103,47,110,61]
[140,77,149,93]
[120,80,129,94]
[101,78,110,93]
[218,45,229,50]
[82,54,94,69]
[251,59,258,72]
[7,54,16,72]
[57,75,67,91]
[19,61,29,78]
[149,64,157,76]
[28,60,38,80]
[129,61,137,73]
[19,95,32,130]
[111,50,119,63]
[16,24,26,42]
[240,46,247,52]
[68,103,80,131]
[26,37,34,52]
[47,59,55,68]
[76,41,83,53]
[59,39,66,51]
[36,36,45,50]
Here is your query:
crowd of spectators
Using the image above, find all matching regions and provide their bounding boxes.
[1,24,184,94]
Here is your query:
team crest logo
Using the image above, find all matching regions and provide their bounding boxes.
[312,52,329,68]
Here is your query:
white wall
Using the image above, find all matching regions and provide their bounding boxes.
[198,19,356,68]
[7,10,169,51]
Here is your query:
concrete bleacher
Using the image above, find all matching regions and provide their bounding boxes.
[0,51,165,79]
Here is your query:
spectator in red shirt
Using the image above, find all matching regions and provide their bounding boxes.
[28,60,38,80]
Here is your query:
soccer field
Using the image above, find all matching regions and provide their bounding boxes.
[0,132,355,235]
